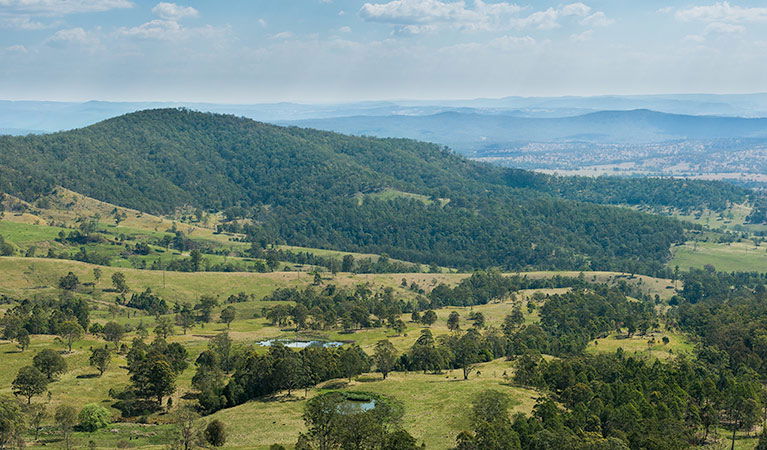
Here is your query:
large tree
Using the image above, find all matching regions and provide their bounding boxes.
[373,340,398,380]
[33,349,67,380]
[12,366,48,404]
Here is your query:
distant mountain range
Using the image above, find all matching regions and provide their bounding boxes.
[285,109,767,152]
[2,93,767,136]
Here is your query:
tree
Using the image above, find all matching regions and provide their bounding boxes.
[373,340,398,380]
[340,345,371,381]
[102,321,124,348]
[154,317,176,339]
[724,374,762,450]
[220,305,236,329]
[33,349,67,380]
[409,328,448,374]
[92,268,102,283]
[470,312,485,329]
[15,329,30,352]
[78,404,111,432]
[447,311,461,332]
[173,407,204,450]
[58,319,84,352]
[12,366,48,404]
[196,295,219,323]
[58,272,80,291]
[111,272,129,293]
[0,396,25,448]
[54,405,78,450]
[421,310,437,326]
[392,319,406,336]
[503,309,524,336]
[131,356,177,405]
[176,304,196,334]
[26,402,47,441]
[455,329,485,380]
[204,420,227,447]
[89,347,112,376]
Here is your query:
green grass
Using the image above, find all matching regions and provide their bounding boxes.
[0,220,67,244]
[670,240,767,272]
[209,358,538,449]
[586,328,694,360]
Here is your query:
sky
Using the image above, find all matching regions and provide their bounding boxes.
[0,0,765,103]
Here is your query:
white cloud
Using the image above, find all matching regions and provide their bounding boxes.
[5,44,27,52]
[513,4,592,30]
[258,18,267,28]
[359,0,482,25]
[45,27,98,47]
[116,19,224,41]
[570,29,593,41]
[0,0,133,15]
[270,31,294,40]
[118,19,182,39]
[359,0,600,33]
[675,2,767,23]
[0,15,50,29]
[338,26,351,33]
[581,12,613,27]
[151,2,198,21]
[683,34,706,42]
[705,21,745,33]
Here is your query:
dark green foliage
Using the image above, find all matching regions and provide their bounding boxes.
[33,348,67,380]
[263,284,407,331]
[89,347,111,376]
[2,295,90,338]
[0,108,688,273]
[58,272,79,290]
[204,420,227,447]
[301,391,404,450]
[12,366,48,403]
[126,288,167,315]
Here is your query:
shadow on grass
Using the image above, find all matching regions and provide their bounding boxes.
[76,373,100,379]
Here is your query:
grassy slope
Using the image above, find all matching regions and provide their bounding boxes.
[211,359,539,449]
[670,240,767,272]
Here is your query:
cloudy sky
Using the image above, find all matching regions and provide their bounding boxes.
[0,0,765,102]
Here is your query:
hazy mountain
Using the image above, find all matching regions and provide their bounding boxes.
[2,93,767,134]
[285,109,767,153]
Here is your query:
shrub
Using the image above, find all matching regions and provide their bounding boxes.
[78,404,111,432]
[204,420,227,447]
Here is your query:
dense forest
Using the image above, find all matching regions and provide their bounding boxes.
[0,109,747,273]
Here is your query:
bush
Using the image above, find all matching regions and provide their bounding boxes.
[204,420,227,447]
[78,404,111,431]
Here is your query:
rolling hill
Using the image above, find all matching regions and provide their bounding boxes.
[0,108,734,273]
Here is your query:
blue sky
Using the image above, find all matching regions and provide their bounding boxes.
[0,0,765,102]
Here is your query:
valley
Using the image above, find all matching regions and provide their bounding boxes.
[0,110,765,450]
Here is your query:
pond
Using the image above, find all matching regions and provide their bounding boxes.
[256,339,344,349]
[336,398,377,415]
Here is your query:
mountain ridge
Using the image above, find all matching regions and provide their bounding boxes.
[0,108,742,273]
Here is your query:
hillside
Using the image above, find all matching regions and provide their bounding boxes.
[0,108,725,273]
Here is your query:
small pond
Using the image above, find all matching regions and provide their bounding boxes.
[257,339,344,349]
[336,398,377,415]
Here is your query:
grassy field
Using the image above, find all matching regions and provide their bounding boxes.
[209,358,538,449]
[586,328,694,360]
[670,240,767,272]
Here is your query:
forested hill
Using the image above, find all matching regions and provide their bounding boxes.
[0,108,742,272]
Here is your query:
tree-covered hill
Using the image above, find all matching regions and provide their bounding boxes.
[0,108,741,272]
